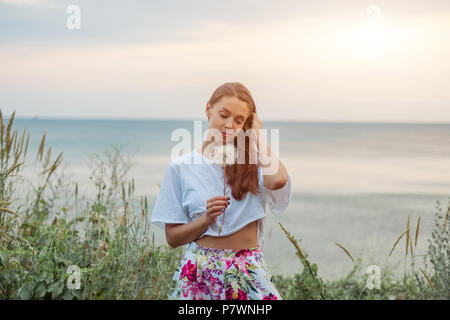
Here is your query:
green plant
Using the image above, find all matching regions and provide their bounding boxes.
[278,222,327,299]
[415,199,450,299]
[0,111,183,299]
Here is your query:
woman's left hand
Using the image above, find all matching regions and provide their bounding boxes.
[251,112,263,131]
[246,112,262,163]
[235,112,263,163]
[251,112,263,146]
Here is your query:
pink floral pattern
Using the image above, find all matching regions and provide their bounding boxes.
[263,293,278,300]
[169,241,282,300]
[180,260,197,282]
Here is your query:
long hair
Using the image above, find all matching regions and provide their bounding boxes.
[207,82,261,201]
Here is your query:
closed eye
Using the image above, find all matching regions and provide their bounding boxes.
[220,114,243,125]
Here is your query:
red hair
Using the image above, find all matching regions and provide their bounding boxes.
[207,82,261,201]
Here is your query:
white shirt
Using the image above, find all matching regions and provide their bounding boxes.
[150,150,292,247]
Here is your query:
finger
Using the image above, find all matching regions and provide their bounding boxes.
[210,211,224,217]
[208,199,228,208]
[206,200,229,210]
[207,205,227,214]
[215,200,229,206]
[209,195,229,202]
[206,205,225,213]
[249,142,258,154]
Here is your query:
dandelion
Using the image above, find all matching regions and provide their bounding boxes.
[211,143,238,236]
[211,143,238,166]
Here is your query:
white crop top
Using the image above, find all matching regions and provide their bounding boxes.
[150,150,292,248]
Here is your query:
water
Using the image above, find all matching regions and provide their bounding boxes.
[13,118,450,280]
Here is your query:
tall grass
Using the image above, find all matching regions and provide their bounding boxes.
[0,111,182,299]
[274,198,450,300]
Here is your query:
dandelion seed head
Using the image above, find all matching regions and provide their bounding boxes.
[211,144,238,166]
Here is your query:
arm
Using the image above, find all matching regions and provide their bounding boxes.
[249,112,288,190]
[165,195,229,248]
[258,131,289,190]
[165,215,209,248]
[259,135,292,214]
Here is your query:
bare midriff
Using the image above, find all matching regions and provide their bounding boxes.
[195,220,259,250]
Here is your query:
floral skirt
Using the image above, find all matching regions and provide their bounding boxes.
[169,241,281,300]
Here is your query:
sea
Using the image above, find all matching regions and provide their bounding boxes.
[12,118,450,281]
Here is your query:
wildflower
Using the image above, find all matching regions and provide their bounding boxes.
[99,241,108,252]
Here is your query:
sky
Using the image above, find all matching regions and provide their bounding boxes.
[1,0,450,122]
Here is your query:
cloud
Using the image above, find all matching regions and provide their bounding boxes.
[1,1,450,46]
[0,0,46,5]
[1,9,449,121]
[1,1,450,121]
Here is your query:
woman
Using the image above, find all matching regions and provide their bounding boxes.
[151,82,292,300]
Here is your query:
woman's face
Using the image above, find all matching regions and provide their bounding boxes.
[206,96,250,144]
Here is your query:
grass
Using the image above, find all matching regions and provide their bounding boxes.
[0,111,183,299]
[0,110,449,299]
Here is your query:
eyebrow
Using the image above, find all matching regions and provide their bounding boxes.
[221,107,246,120]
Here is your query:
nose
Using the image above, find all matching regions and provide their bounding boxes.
[224,119,233,130]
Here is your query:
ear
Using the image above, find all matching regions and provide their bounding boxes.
[206,103,211,119]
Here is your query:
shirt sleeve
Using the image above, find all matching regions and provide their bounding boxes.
[150,162,190,230]
[261,168,292,215]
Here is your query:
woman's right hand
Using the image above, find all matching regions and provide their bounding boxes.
[203,196,229,226]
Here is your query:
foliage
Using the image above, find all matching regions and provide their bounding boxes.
[0,111,183,299]
[415,199,450,299]
[275,198,450,300]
